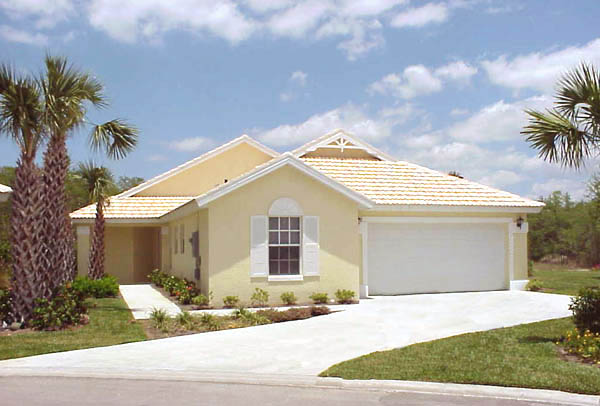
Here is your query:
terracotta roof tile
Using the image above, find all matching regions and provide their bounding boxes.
[302,158,543,208]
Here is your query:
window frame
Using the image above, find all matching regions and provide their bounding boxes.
[268,216,301,277]
[173,225,178,254]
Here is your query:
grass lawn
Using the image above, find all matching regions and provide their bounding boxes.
[531,262,600,295]
[0,297,147,360]
[321,318,600,395]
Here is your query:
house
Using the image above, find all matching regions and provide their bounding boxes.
[71,130,543,304]
[0,183,12,203]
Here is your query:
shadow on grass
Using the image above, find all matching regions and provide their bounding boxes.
[518,335,557,344]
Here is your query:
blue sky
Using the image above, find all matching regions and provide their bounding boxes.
[0,0,599,199]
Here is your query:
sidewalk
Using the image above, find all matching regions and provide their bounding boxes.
[119,284,181,319]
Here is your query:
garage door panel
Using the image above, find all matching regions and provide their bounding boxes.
[368,223,506,295]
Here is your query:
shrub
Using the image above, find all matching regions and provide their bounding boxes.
[257,306,330,323]
[570,288,600,334]
[197,313,221,331]
[528,260,534,277]
[175,311,193,329]
[163,275,186,296]
[223,295,240,308]
[562,328,600,364]
[280,291,297,306]
[31,284,88,330]
[250,288,269,307]
[335,289,355,304]
[232,307,270,326]
[148,269,167,286]
[149,307,169,329]
[309,292,328,304]
[72,275,119,298]
[526,279,543,292]
[192,294,210,308]
[310,306,331,316]
[0,287,11,324]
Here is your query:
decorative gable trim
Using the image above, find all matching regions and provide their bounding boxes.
[292,129,396,161]
[118,135,279,198]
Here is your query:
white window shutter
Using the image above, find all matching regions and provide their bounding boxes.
[250,215,268,277]
[303,216,319,276]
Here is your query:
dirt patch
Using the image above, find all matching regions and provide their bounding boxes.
[557,346,600,368]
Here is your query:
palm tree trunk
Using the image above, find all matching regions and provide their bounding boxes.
[88,201,105,280]
[10,155,46,323]
[42,133,75,295]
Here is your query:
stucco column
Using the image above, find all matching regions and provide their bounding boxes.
[76,225,91,277]
[509,221,529,291]
[359,220,368,298]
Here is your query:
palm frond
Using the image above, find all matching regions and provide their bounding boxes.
[522,108,597,169]
[77,161,115,204]
[90,119,138,160]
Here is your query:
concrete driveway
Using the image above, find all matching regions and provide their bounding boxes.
[0,291,571,376]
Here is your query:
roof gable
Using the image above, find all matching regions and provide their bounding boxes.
[292,129,396,161]
[119,135,278,198]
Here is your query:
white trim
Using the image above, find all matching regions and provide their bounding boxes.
[359,220,368,298]
[267,275,304,282]
[161,200,201,222]
[196,153,374,209]
[72,218,164,224]
[368,205,543,213]
[118,135,279,198]
[362,216,514,224]
[510,280,528,291]
[76,226,90,236]
[269,197,303,216]
[292,129,397,162]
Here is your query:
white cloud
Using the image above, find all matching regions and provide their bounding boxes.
[243,0,293,14]
[450,107,469,116]
[147,154,167,162]
[87,0,257,44]
[434,61,477,82]
[0,0,74,28]
[267,0,330,38]
[369,65,443,99]
[478,170,524,189]
[169,136,215,152]
[390,2,448,28]
[0,25,48,46]
[254,103,404,147]
[338,0,409,17]
[530,178,587,201]
[448,96,551,143]
[290,70,307,86]
[369,60,475,99]
[481,38,600,94]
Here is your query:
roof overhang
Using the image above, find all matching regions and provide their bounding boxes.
[367,204,544,214]
[193,152,374,210]
[118,135,279,198]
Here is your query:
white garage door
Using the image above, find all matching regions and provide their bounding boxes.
[367,222,507,295]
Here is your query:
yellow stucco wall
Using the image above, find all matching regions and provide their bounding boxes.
[136,142,273,197]
[169,213,198,281]
[104,226,135,284]
[514,232,528,280]
[76,226,91,277]
[207,164,360,306]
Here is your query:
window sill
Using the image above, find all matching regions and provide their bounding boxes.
[268,275,304,282]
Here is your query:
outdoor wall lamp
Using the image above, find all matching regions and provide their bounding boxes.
[516,216,524,229]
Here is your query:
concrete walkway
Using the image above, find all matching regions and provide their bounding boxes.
[0,291,571,376]
[119,285,181,320]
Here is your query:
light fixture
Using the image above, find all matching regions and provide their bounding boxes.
[516,216,524,229]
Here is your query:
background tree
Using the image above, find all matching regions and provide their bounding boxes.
[522,63,600,168]
[77,162,116,280]
[0,67,46,322]
[39,56,138,294]
[117,176,145,192]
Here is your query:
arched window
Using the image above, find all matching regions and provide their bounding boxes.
[268,197,303,216]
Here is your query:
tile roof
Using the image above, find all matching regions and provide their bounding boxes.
[0,183,12,193]
[302,158,544,207]
[70,196,193,219]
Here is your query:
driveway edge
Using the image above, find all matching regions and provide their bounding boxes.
[0,367,598,405]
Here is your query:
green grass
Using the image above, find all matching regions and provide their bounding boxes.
[321,318,600,395]
[531,263,600,295]
[0,297,147,360]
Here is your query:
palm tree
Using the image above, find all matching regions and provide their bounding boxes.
[77,162,115,280]
[522,63,600,168]
[0,66,46,322]
[39,56,138,294]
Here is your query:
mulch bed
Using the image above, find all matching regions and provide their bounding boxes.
[557,346,600,369]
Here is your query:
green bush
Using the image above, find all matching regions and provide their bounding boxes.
[148,269,168,286]
[149,307,168,329]
[232,307,270,325]
[528,260,534,277]
[310,306,331,316]
[197,313,221,331]
[72,275,119,298]
[31,285,88,330]
[570,288,600,334]
[335,289,355,304]
[562,329,600,363]
[175,311,193,329]
[0,287,11,324]
[223,295,240,308]
[309,292,328,304]
[526,279,543,292]
[280,291,297,305]
[257,306,330,323]
[250,288,269,307]
[192,294,210,308]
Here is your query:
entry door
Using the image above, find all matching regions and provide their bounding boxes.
[367,222,507,295]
